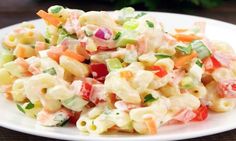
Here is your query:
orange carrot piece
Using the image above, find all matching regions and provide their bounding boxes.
[62,50,85,62]
[15,58,30,69]
[174,34,202,42]
[36,10,62,27]
[174,51,198,68]
[16,47,26,58]
[144,116,158,135]
[47,47,63,62]
[35,41,47,52]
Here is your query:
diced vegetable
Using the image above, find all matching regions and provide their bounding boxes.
[174,51,198,68]
[25,102,35,110]
[80,82,93,101]
[113,32,121,40]
[36,10,62,27]
[90,63,109,81]
[149,66,167,77]
[174,34,201,42]
[144,94,158,103]
[203,56,221,72]
[217,79,236,98]
[192,105,208,121]
[190,40,211,59]
[47,47,64,62]
[57,28,70,44]
[175,45,192,55]
[116,7,135,24]
[135,12,147,19]
[62,50,85,62]
[106,58,123,71]
[123,19,139,30]
[62,96,88,112]
[69,112,81,125]
[155,53,171,60]
[146,20,154,28]
[94,27,112,40]
[16,104,25,113]
[180,76,194,89]
[116,30,138,47]
[43,67,57,75]
[195,59,203,67]
[48,5,64,14]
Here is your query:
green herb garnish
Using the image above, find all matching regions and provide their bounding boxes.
[45,38,50,44]
[43,67,57,75]
[135,12,147,19]
[16,104,25,113]
[25,102,35,110]
[146,20,154,28]
[113,32,122,40]
[144,94,158,103]
[195,59,203,67]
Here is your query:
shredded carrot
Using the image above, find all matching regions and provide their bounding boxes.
[174,34,202,42]
[143,116,158,135]
[174,51,198,68]
[62,50,85,62]
[175,28,188,33]
[36,10,62,27]
[120,71,133,80]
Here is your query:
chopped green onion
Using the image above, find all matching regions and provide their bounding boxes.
[146,20,154,28]
[195,59,203,67]
[106,58,123,71]
[16,104,25,113]
[43,67,57,75]
[25,102,35,110]
[135,12,147,19]
[155,53,172,60]
[123,19,139,30]
[144,94,158,103]
[176,45,192,54]
[190,40,211,59]
[180,76,194,89]
[45,38,50,44]
[48,5,64,14]
[113,32,121,40]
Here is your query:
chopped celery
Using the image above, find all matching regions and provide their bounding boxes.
[180,76,194,89]
[176,45,192,54]
[191,40,211,59]
[57,27,69,44]
[123,19,139,30]
[117,7,135,24]
[48,5,64,14]
[155,53,172,60]
[43,67,57,75]
[106,58,123,71]
[115,30,138,47]
[144,94,158,103]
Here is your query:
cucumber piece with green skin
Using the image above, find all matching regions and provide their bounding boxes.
[115,30,138,47]
[62,96,88,112]
[106,58,123,71]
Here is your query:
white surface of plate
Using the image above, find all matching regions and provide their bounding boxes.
[0,12,236,141]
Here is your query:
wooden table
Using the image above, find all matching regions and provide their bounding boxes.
[0,0,236,140]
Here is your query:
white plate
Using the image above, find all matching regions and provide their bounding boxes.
[0,12,236,141]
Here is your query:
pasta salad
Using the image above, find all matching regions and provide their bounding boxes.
[1,5,236,135]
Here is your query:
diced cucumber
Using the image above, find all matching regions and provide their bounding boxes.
[115,30,138,47]
[180,76,194,89]
[123,19,139,30]
[106,58,123,71]
[191,40,211,59]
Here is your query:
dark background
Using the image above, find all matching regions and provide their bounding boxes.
[1,0,236,140]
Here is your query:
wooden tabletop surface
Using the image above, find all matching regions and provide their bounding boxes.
[0,0,236,141]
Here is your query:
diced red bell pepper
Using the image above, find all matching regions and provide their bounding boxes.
[203,56,221,72]
[192,105,208,121]
[80,82,92,101]
[149,66,167,77]
[69,112,81,125]
[217,79,236,98]
[90,63,109,82]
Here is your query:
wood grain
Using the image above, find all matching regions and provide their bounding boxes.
[0,0,236,141]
